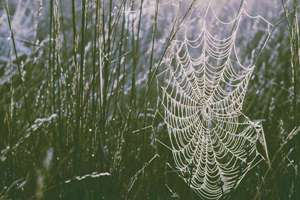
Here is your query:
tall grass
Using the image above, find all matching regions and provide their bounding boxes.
[0,0,299,199]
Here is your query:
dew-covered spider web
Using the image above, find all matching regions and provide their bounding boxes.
[157,0,271,199]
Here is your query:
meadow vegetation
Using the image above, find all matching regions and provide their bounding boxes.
[0,0,299,199]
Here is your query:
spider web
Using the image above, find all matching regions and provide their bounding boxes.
[157,1,271,199]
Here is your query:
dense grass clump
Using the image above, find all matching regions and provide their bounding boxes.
[0,0,299,199]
